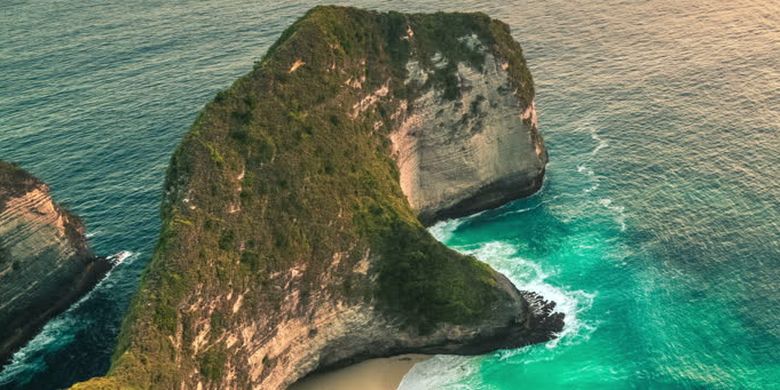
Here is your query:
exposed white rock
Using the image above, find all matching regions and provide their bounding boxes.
[350,83,389,119]
[405,60,429,85]
[431,52,448,69]
[289,59,305,73]
[391,53,547,223]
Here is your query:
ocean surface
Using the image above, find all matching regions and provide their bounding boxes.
[1,0,778,388]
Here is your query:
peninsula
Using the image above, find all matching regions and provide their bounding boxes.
[75,6,562,389]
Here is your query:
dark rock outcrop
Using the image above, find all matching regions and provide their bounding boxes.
[0,161,110,366]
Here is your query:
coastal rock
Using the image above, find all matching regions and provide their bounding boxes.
[0,161,110,366]
[391,45,547,225]
[74,6,562,390]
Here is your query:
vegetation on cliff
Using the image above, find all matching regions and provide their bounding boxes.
[0,161,43,209]
[75,6,538,388]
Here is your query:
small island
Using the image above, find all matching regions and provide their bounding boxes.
[75,6,562,389]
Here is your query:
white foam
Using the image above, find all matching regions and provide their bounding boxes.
[398,355,480,390]
[71,251,138,312]
[576,164,602,194]
[0,250,139,385]
[583,183,600,193]
[576,159,628,232]
[428,219,464,242]
[459,242,595,347]
[577,164,595,176]
[0,311,82,384]
[590,129,608,156]
[108,250,134,266]
[599,198,627,232]
[399,240,597,389]
[503,202,545,216]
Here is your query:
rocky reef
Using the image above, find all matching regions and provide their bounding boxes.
[75,6,561,389]
[0,161,110,366]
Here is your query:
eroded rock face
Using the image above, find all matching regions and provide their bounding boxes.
[207,257,559,390]
[266,281,560,390]
[391,48,547,224]
[73,7,562,390]
[0,162,109,365]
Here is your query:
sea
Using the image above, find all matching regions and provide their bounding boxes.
[1,1,778,388]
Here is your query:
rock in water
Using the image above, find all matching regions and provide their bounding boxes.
[0,161,110,366]
[74,6,562,389]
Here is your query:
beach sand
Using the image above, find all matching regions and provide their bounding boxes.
[289,354,430,390]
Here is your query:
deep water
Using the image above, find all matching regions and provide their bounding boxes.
[1,0,778,388]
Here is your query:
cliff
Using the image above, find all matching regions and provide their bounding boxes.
[0,161,110,366]
[391,35,546,224]
[75,6,561,389]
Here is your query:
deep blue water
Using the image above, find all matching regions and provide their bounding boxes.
[1,1,778,388]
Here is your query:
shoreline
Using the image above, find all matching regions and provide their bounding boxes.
[289,354,431,390]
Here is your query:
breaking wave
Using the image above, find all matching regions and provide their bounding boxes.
[399,240,596,389]
[461,242,596,346]
[0,251,138,387]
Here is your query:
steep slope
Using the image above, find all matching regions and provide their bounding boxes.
[391,33,547,224]
[0,161,110,366]
[75,6,561,389]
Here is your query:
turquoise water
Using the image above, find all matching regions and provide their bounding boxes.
[1,1,778,388]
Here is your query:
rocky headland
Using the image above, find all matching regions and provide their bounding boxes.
[75,6,562,389]
[0,161,110,366]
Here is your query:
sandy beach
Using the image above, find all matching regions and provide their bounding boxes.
[289,354,430,390]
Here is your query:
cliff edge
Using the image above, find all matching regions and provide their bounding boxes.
[0,161,110,366]
[75,7,561,389]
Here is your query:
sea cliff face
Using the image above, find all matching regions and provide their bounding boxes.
[75,6,561,389]
[0,161,109,366]
[391,36,546,225]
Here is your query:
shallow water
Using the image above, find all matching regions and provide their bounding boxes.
[1,0,778,388]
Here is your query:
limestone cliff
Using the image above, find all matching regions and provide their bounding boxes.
[0,161,110,366]
[74,6,561,390]
[391,35,546,225]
